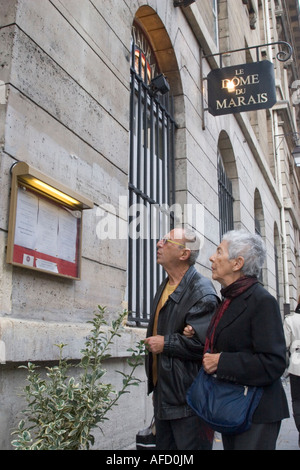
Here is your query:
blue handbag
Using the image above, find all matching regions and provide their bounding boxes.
[186,367,263,435]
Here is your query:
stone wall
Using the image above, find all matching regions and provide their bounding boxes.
[0,0,299,449]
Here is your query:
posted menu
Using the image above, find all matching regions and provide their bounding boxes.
[13,187,80,278]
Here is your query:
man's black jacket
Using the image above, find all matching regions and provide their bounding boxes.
[145,266,219,420]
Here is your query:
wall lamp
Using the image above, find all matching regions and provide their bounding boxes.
[173,0,196,7]
[292,146,300,167]
[150,73,170,95]
[275,132,300,167]
[9,161,93,209]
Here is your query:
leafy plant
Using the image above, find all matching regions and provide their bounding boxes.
[11,306,145,450]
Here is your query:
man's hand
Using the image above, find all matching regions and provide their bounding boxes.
[202,352,221,374]
[183,325,195,338]
[144,335,164,354]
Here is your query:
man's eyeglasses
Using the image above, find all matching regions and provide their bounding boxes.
[162,238,186,248]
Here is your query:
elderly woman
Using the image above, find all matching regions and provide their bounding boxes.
[197,230,289,450]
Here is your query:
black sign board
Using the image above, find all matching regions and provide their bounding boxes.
[207,61,276,116]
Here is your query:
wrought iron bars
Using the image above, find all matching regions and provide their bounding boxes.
[128,42,176,325]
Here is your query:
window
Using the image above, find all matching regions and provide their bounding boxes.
[127,24,176,326]
[242,0,257,29]
[274,244,280,302]
[254,189,265,283]
[218,153,234,240]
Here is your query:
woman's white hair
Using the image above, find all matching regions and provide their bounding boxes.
[222,230,266,277]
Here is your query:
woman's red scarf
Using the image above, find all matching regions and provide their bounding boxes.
[204,276,258,353]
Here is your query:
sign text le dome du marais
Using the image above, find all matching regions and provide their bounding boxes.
[207,61,276,116]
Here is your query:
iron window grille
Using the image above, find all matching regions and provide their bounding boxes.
[127,33,176,326]
[218,153,234,240]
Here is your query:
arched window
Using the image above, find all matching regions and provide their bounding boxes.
[254,189,265,283]
[274,223,281,303]
[127,22,176,326]
[218,152,234,240]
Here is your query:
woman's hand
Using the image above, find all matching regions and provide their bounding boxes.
[183,325,195,338]
[202,352,221,374]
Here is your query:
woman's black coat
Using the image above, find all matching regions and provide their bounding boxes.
[214,283,289,423]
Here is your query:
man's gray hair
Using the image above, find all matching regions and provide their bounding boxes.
[222,229,266,277]
[182,228,200,266]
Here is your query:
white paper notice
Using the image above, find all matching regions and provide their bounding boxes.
[58,208,78,262]
[35,199,59,258]
[36,259,59,273]
[14,189,38,249]
[22,254,34,267]
[14,187,79,271]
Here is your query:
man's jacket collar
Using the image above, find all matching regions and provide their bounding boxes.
[165,266,198,304]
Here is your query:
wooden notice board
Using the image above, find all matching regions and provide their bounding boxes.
[7,162,93,280]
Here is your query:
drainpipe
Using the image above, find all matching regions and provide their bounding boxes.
[274,112,290,314]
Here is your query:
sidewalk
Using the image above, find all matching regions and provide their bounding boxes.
[213,377,299,450]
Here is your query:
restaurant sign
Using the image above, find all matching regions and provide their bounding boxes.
[207,61,276,116]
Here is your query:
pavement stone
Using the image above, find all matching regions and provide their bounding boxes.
[213,377,299,450]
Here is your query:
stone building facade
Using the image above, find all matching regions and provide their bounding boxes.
[0,0,299,449]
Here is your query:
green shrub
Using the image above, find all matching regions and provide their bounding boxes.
[11,306,145,450]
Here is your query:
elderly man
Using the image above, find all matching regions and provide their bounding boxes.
[144,227,219,450]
